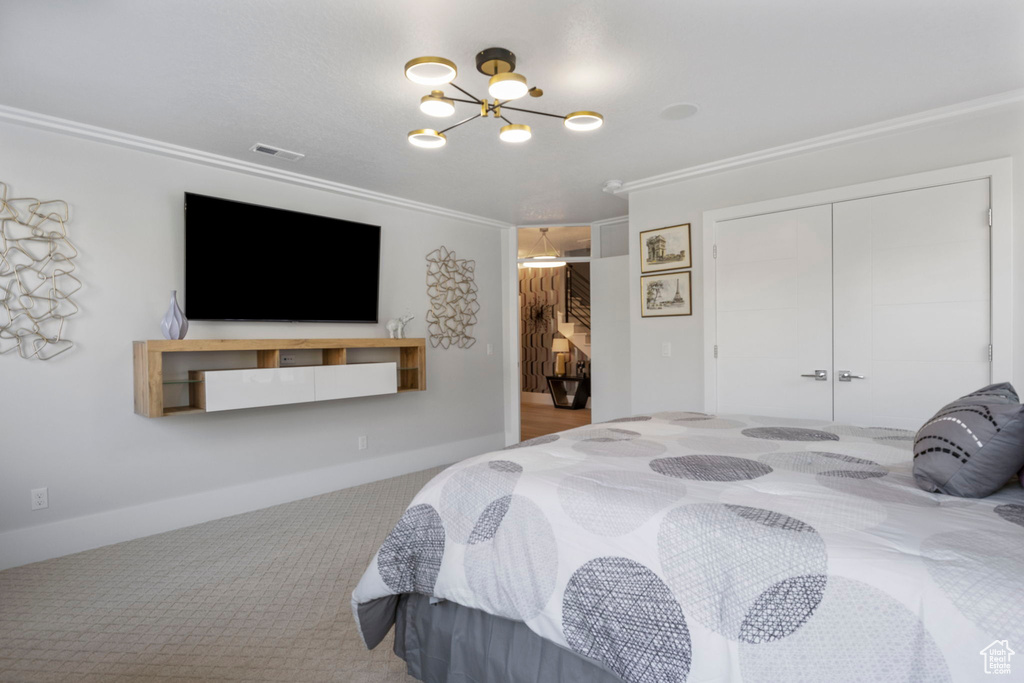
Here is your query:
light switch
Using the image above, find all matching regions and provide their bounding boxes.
[662,342,672,357]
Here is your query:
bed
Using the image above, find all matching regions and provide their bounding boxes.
[352,412,1024,682]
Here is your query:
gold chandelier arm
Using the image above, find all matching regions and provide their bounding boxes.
[499,104,567,120]
[448,82,483,104]
[437,113,482,135]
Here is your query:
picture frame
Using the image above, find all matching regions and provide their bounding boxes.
[640,223,691,273]
[641,271,692,317]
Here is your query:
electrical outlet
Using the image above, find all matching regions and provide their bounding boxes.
[31,487,48,510]
[662,342,672,357]
[358,435,368,450]
[280,353,297,366]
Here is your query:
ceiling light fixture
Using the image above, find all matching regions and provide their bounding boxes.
[420,90,456,117]
[519,228,567,268]
[404,56,458,85]
[564,111,604,131]
[499,124,531,143]
[404,47,602,148]
[488,72,528,100]
[407,129,447,148]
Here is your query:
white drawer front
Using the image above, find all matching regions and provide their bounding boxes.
[314,363,397,401]
[204,367,316,412]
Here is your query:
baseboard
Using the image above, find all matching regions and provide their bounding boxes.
[0,432,503,571]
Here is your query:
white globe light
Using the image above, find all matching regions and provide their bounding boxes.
[488,72,528,101]
[499,124,532,143]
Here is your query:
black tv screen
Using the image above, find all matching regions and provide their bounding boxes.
[184,193,381,323]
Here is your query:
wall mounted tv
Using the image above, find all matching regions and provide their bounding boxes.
[184,193,381,323]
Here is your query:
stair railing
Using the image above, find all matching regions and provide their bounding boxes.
[564,264,591,330]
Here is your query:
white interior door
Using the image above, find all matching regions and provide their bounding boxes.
[832,179,991,429]
[715,205,833,420]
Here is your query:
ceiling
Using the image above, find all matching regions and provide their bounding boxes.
[2,1,1023,226]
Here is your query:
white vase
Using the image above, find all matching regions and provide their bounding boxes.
[160,290,189,340]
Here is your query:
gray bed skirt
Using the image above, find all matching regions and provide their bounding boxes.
[393,593,624,683]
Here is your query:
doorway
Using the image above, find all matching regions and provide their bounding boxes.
[517,226,592,440]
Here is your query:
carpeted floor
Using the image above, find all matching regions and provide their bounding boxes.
[0,466,446,682]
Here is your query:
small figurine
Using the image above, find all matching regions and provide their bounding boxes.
[386,314,415,339]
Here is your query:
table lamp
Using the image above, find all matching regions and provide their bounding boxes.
[552,338,570,377]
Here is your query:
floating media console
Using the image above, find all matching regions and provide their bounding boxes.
[133,338,426,417]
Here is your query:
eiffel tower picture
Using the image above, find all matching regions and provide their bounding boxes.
[671,277,686,304]
[641,271,692,318]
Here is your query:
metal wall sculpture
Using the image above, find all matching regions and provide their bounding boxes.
[0,182,80,360]
[425,246,478,349]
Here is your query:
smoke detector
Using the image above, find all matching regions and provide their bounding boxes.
[602,179,623,194]
[250,143,305,161]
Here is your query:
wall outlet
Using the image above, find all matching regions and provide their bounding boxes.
[358,435,368,450]
[31,487,48,510]
[662,342,672,357]
[280,353,297,366]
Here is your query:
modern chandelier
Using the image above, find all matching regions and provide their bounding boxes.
[518,228,566,268]
[404,47,603,148]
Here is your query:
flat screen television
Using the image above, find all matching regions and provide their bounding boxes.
[184,193,381,323]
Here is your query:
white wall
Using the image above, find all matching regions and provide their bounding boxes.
[628,101,1024,415]
[0,120,508,569]
[591,255,631,421]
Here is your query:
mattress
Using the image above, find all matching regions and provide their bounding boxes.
[353,412,1024,682]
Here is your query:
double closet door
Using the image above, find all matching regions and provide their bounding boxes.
[715,179,991,429]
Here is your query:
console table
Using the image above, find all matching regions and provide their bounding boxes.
[545,375,591,410]
[133,338,425,417]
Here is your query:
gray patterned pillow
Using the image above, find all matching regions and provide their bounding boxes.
[952,382,1019,405]
[913,384,1024,498]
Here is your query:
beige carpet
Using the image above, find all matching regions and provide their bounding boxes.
[0,467,446,683]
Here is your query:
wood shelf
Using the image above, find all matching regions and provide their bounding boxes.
[133,338,426,417]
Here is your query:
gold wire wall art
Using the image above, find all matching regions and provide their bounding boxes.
[425,246,479,349]
[0,182,81,360]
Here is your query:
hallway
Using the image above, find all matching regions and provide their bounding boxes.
[520,399,591,441]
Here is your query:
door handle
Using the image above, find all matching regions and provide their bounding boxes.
[800,370,828,381]
[838,371,865,382]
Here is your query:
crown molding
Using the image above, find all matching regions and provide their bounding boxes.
[617,88,1024,196]
[514,216,628,230]
[0,104,512,229]
[590,215,628,229]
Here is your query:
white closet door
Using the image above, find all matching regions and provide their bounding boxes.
[716,205,833,420]
[833,179,991,429]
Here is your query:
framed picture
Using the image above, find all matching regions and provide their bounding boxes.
[640,223,691,273]
[641,271,692,317]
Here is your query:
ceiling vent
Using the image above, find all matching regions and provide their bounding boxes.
[250,143,305,161]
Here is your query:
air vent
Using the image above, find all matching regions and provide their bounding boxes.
[250,143,305,161]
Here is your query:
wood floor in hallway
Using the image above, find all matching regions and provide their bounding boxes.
[520,399,591,441]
